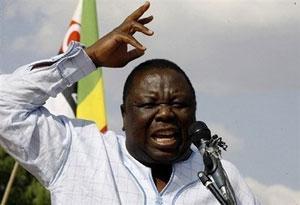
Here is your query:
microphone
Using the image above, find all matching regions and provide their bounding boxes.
[188,121,211,151]
[189,121,236,204]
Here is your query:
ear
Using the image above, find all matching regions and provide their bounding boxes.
[120,104,126,131]
[120,104,125,117]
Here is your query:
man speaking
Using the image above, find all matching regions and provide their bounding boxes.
[0,2,258,204]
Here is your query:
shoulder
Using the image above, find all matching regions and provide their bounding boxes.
[220,159,248,190]
[62,117,124,147]
[221,159,260,204]
[221,159,241,178]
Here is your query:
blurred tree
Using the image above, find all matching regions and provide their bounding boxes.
[0,147,50,205]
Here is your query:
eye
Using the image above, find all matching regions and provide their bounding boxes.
[171,101,187,108]
[138,102,157,109]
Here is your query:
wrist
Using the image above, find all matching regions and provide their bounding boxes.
[84,46,101,67]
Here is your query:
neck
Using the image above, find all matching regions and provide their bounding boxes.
[151,164,172,192]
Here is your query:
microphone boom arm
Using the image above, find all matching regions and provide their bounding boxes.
[201,135,237,205]
[188,121,237,205]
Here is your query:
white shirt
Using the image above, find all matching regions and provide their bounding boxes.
[0,42,259,205]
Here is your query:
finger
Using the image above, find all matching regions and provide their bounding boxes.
[138,15,154,25]
[126,1,150,21]
[117,33,146,51]
[129,22,154,36]
[125,48,145,63]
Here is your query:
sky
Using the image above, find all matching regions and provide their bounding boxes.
[0,0,299,204]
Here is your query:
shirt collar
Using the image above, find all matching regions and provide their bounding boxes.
[119,136,204,194]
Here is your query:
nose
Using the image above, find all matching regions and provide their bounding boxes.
[155,104,175,121]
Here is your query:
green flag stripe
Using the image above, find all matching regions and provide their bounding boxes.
[77,0,102,105]
[81,0,98,46]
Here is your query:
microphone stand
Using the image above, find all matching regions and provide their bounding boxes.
[198,171,227,205]
[197,135,237,205]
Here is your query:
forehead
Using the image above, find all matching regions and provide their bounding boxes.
[132,68,189,88]
[127,67,193,97]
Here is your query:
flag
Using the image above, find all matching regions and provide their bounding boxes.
[59,0,82,53]
[45,0,108,132]
[77,0,107,133]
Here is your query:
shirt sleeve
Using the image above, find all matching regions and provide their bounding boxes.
[0,42,96,187]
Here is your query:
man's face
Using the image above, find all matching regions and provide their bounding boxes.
[121,68,196,166]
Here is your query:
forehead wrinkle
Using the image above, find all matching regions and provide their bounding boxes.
[140,76,173,99]
[132,72,162,92]
[140,74,163,93]
[128,68,193,102]
[148,71,189,90]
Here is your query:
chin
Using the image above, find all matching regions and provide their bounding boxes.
[147,149,190,165]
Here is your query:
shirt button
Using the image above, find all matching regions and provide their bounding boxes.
[156,198,163,205]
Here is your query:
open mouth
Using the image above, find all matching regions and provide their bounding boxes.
[152,136,177,146]
[150,130,179,149]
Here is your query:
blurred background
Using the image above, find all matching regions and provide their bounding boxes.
[0,0,299,204]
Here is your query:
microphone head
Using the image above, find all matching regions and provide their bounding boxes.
[188,121,211,147]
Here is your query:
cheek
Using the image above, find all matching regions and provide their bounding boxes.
[124,109,157,159]
[124,108,156,137]
[176,108,195,125]
[175,108,195,143]
[133,107,157,122]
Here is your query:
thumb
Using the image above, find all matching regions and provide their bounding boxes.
[124,48,145,63]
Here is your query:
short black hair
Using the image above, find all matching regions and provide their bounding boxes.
[122,59,196,105]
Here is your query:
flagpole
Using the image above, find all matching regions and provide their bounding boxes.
[1,162,19,205]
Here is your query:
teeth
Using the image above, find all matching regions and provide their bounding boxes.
[157,132,173,135]
[155,137,175,143]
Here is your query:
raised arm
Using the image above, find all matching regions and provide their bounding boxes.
[85,1,154,68]
[0,2,153,187]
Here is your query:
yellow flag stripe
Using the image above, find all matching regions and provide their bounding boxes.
[77,77,107,131]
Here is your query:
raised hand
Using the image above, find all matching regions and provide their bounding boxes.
[85,1,154,68]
